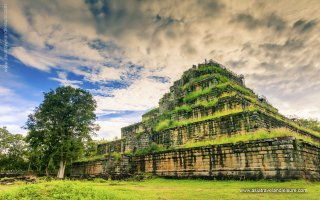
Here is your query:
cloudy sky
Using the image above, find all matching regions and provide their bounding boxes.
[0,0,319,139]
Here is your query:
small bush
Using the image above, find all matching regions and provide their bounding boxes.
[194,98,218,108]
[111,152,121,161]
[183,87,213,103]
[134,143,166,156]
[92,178,108,183]
[0,181,115,200]
[155,119,171,132]
[74,155,104,163]
[181,128,318,148]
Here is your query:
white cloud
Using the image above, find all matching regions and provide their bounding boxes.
[87,67,124,83]
[0,86,14,96]
[95,118,133,140]
[5,0,320,139]
[0,85,37,135]
[49,71,83,88]
[95,77,171,112]
[11,47,54,71]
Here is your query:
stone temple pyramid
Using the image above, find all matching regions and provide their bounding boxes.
[72,60,320,180]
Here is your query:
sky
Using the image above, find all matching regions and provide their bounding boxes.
[0,0,319,139]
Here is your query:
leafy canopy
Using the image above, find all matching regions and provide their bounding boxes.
[25,86,99,175]
[0,127,28,170]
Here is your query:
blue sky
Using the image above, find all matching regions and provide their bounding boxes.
[0,0,320,139]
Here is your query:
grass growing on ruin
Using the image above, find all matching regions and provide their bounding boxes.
[155,106,258,132]
[74,155,105,163]
[183,74,255,103]
[257,109,320,139]
[169,105,192,114]
[181,128,319,148]
[155,119,171,132]
[1,178,320,200]
[193,98,219,108]
[171,106,257,128]
[183,86,213,102]
[183,74,212,89]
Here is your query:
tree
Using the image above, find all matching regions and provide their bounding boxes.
[83,140,98,157]
[296,118,320,133]
[0,127,28,171]
[25,86,99,178]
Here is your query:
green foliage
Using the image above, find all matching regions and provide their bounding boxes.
[220,91,237,98]
[183,87,213,103]
[197,65,225,74]
[155,119,171,132]
[155,106,258,132]
[216,83,228,91]
[145,107,159,115]
[135,132,144,139]
[0,181,114,200]
[183,74,212,89]
[193,92,237,108]
[290,122,320,138]
[111,152,121,161]
[215,74,229,83]
[181,128,318,148]
[25,86,99,178]
[244,96,278,113]
[172,107,254,128]
[193,98,218,108]
[171,105,192,113]
[134,143,166,156]
[142,108,159,119]
[83,140,98,157]
[295,118,320,133]
[1,179,319,200]
[74,155,104,163]
[0,127,28,171]
[214,74,255,97]
[256,110,320,138]
[231,83,255,96]
[92,178,108,183]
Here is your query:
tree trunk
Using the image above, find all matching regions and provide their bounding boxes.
[28,161,31,172]
[57,160,66,179]
[45,166,49,177]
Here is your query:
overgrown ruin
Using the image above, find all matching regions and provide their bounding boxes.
[71,60,320,180]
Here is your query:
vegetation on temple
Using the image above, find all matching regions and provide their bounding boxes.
[296,118,320,133]
[181,128,319,148]
[1,61,320,181]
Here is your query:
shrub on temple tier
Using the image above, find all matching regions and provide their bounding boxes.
[183,86,213,102]
[154,106,259,132]
[134,143,166,156]
[183,74,213,89]
[111,152,121,161]
[181,128,319,148]
[155,119,171,132]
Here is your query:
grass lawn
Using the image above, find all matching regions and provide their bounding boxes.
[0,178,319,200]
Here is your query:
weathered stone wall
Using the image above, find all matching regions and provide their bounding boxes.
[152,111,263,148]
[97,139,125,155]
[97,109,320,156]
[71,160,104,177]
[171,94,250,122]
[130,137,320,180]
[71,155,130,178]
[78,61,320,181]
[120,122,151,152]
[71,137,320,180]
[152,111,320,149]
[159,61,245,114]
